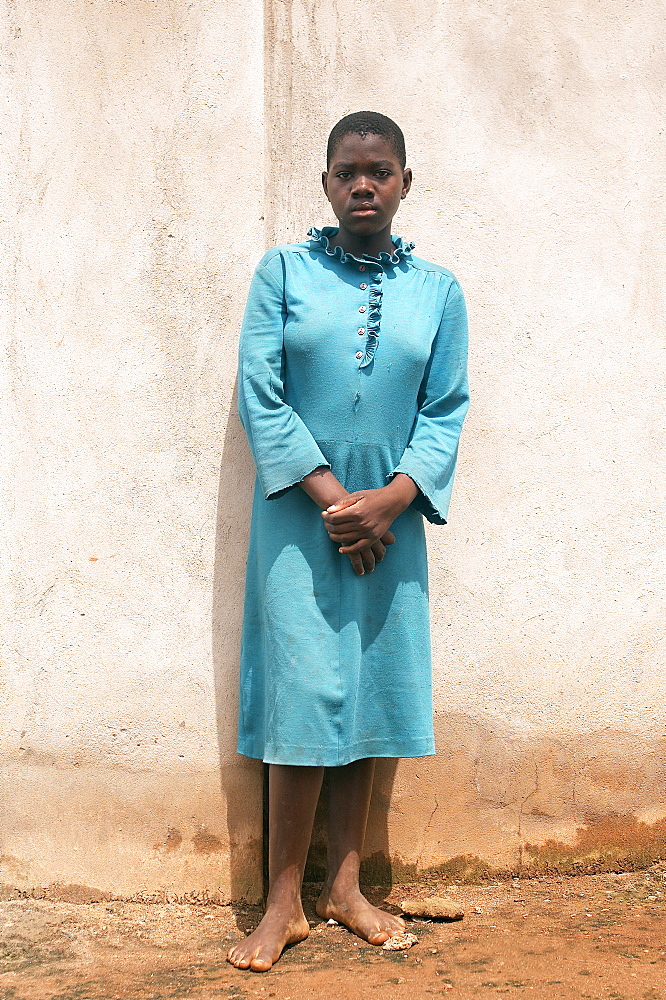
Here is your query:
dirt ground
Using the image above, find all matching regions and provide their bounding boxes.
[1,865,665,1000]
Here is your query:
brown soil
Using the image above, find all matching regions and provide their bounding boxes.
[1,865,665,999]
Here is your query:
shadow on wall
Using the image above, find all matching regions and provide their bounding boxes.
[212,379,263,903]
[212,381,400,901]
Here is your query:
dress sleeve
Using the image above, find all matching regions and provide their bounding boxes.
[392,280,469,525]
[238,253,330,500]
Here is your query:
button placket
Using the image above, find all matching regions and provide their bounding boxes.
[356,266,383,368]
[355,275,369,361]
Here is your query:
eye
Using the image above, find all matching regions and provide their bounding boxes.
[336,171,352,179]
[375,170,392,178]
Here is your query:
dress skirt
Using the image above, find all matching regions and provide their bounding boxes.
[238,448,434,766]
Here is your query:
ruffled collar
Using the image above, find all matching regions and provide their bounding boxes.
[307,225,415,265]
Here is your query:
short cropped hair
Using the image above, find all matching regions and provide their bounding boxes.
[326,112,406,169]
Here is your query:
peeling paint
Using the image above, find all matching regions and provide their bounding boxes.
[36,883,112,904]
[153,827,183,853]
[191,830,223,855]
[524,814,666,875]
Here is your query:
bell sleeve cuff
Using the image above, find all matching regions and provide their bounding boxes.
[238,255,330,500]
[392,281,469,524]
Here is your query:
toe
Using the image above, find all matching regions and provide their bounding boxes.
[249,952,273,972]
[367,929,390,945]
[228,950,251,969]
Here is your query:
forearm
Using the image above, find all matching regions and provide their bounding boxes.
[383,473,419,517]
[299,466,349,510]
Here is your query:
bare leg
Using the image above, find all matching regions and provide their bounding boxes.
[316,757,406,944]
[227,763,323,972]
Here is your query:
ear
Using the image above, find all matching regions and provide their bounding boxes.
[322,170,330,201]
[401,167,413,200]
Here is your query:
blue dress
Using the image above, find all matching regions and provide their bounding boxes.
[237,226,469,767]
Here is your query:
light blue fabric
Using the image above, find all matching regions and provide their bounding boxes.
[237,226,469,766]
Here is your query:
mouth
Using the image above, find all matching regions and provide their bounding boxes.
[350,205,378,215]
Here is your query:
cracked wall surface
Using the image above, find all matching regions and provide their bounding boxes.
[2,0,666,900]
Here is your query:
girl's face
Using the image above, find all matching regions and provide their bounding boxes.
[322,133,411,242]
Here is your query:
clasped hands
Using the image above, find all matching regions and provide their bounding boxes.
[321,475,418,576]
[322,489,396,576]
[299,468,418,576]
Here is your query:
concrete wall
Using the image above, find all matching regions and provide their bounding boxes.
[2,0,665,901]
[1,0,264,902]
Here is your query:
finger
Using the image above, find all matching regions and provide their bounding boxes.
[324,494,364,514]
[348,551,365,575]
[381,530,395,545]
[371,540,386,563]
[324,519,364,535]
[328,532,363,545]
[323,512,363,527]
[361,548,376,573]
[323,510,365,527]
[339,538,373,554]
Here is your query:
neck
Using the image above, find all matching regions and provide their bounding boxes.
[329,223,395,259]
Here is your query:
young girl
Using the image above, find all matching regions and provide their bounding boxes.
[227,112,469,972]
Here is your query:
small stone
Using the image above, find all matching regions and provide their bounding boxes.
[382,932,419,951]
[399,896,464,921]
[326,918,338,925]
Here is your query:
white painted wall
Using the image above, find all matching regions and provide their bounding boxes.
[1,0,264,900]
[2,1,665,898]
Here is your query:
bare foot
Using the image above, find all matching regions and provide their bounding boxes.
[226,905,310,972]
[316,887,406,945]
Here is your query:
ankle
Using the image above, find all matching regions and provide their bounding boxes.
[324,853,361,894]
[321,875,362,902]
[265,885,305,915]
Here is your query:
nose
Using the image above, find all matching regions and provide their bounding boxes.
[351,174,373,197]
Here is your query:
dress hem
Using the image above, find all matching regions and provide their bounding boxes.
[237,738,436,767]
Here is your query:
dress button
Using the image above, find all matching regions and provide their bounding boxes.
[360,282,368,290]
[355,351,363,359]
[359,305,366,314]
[359,264,366,271]
[357,328,365,335]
